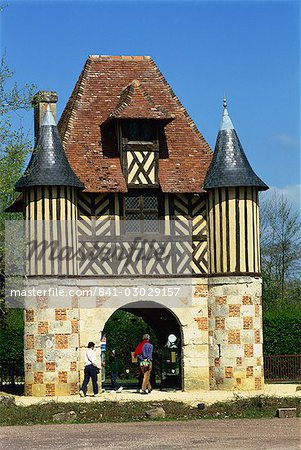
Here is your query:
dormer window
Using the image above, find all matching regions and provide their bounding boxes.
[119,120,159,187]
[122,120,155,142]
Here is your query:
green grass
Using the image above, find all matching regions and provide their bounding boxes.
[0,396,300,426]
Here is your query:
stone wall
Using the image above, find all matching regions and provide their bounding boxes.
[23,277,210,396]
[208,276,264,390]
[24,306,79,396]
[23,276,264,396]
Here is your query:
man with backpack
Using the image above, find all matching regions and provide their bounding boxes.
[134,334,153,395]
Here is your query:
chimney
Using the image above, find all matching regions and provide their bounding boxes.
[32,91,58,142]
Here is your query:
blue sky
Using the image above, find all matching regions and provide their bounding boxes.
[1,0,300,209]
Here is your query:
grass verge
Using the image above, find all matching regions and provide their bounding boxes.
[0,395,300,426]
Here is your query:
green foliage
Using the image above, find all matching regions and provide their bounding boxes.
[103,310,156,376]
[0,309,24,361]
[263,308,301,355]
[0,47,36,332]
[0,397,300,426]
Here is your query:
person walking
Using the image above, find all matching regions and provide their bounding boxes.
[134,335,148,392]
[136,334,153,395]
[79,342,101,397]
[109,349,123,393]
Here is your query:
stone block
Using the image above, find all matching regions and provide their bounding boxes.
[25,372,34,384]
[243,317,253,330]
[54,334,69,349]
[194,317,208,330]
[26,335,35,350]
[45,383,56,396]
[241,377,255,390]
[25,310,35,322]
[244,344,254,357]
[253,344,262,357]
[24,351,36,364]
[25,322,37,334]
[240,330,254,344]
[67,308,80,320]
[55,308,67,321]
[44,349,59,362]
[225,317,242,330]
[215,317,225,329]
[32,384,46,397]
[35,335,55,349]
[44,372,57,383]
[68,371,80,384]
[228,330,240,344]
[46,362,56,372]
[50,321,72,334]
[68,333,79,349]
[215,305,228,316]
[229,305,241,317]
[145,407,165,419]
[53,411,77,421]
[240,305,255,316]
[38,322,49,334]
[242,295,253,305]
[226,294,242,304]
[276,408,296,418]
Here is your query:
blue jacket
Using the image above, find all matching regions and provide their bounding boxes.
[142,342,153,361]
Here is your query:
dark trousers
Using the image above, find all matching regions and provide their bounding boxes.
[110,372,120,390]
[81,364,98,395]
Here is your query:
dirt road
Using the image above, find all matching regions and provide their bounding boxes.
[0,418,300,449]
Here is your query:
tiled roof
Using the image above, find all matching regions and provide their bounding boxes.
[204,100,268,191]
[108,79,175,121]
[15,106,84,191]
[58,55,212,193]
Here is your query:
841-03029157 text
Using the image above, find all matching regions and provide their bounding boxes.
[91,286,181,298]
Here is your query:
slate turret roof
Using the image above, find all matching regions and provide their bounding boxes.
[204,99,268,191]
[15,106,84,191]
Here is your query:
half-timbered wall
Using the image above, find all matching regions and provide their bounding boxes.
[25,186,78,276]
[207,187,260,275]
[77,192,208,276]
[123,142,158,186]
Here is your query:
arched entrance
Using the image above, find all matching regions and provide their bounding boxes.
[102,301,183,390]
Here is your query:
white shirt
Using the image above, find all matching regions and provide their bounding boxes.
[84,348,98,367]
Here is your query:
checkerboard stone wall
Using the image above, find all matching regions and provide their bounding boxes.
[208,276,264,390]
[24,307,80,396]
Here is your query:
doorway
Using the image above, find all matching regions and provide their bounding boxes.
[102,301,183,390]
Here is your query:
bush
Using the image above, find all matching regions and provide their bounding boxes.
[263,309,301,355]
[0,309,24,362]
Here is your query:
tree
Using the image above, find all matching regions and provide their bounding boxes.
[0,51,36,329]
[260,191,301,311]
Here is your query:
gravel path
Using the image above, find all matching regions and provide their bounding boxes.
[0,418,300,449]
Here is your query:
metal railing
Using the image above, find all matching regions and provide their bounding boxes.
[0,360,24,387]
[264,355,301,382]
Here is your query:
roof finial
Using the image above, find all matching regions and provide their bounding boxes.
[223,94,227,109]
[219,95,234,131]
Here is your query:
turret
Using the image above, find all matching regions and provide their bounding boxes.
[15,93,84,276]
[204,98,268,275]
[205,98,268,391]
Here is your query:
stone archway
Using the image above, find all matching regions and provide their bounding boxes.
[103,301,184,390]
[78,294,210,392]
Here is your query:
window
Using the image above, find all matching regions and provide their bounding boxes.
[122,120,156,142]
[124,191,160,233]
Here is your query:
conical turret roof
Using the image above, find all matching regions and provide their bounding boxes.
[15,106,84,191]
[204,98,268,190]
